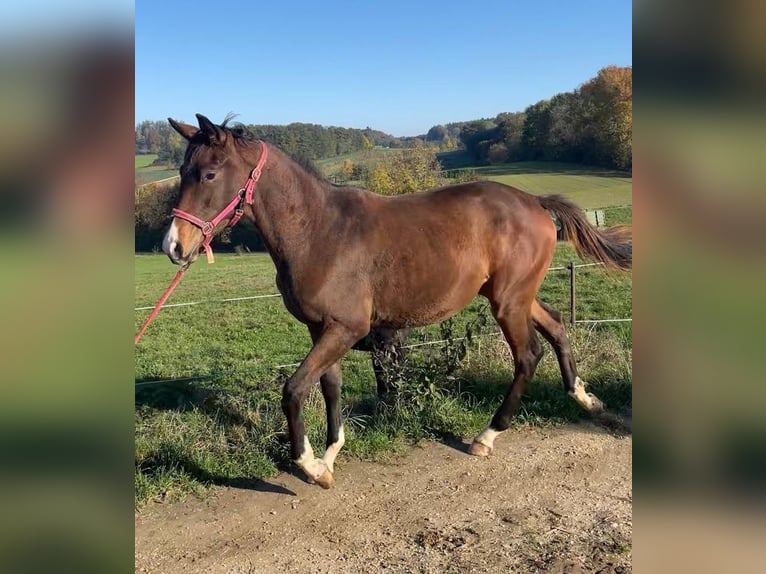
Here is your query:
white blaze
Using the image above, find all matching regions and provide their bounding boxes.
[162,219,180,257]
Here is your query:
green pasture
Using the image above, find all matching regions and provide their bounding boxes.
[315,147,399,179]
[452,161,632,209]
[135,228,632,506]
[135,154,158,169]
[318,149,632,209]
[135,166,180,186]
[136,154,179,186]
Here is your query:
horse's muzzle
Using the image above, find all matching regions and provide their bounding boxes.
[162,219,200,267]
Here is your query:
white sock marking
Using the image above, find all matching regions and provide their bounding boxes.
[569,377,604,413]
[474,426,501,449]
[322,425,345,473]
[296,436,329,480]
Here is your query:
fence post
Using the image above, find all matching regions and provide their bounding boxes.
[568,261,576,326]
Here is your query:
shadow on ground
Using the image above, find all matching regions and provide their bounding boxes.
[135,364,632,501]
[138,447,296,497]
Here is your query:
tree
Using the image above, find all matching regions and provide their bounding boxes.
[579,66,632,169]
[158,131,186,167]
[546,92,583,162]
[365,147,445,196]
[521,100,552,160]
[441,135,457,151]
[496,112,526,161]
[367,165,393,194]
[426,125,448,143]
[341,159,354,180]
[487,142,509,164]
[456,119,497,162]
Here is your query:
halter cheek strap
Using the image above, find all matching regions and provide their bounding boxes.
[171,141,268,264]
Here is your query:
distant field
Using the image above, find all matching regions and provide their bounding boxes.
[135,150,631,210]
[317,149,631,209]
[136,154,158,169]
[452,161,632,209]
[136,166,179,186]
[136,154,179,186]
[315,147,399,176]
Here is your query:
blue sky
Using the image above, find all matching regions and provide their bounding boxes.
[136,1,631,136]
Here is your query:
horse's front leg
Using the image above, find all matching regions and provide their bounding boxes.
[319,362,344,473]
[282,321,365,488]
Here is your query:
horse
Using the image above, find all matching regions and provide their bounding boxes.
[163,114,632,489]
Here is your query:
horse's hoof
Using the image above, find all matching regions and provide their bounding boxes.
[587,393,605,414]
[468,441,492,457]
[313,468,335,489]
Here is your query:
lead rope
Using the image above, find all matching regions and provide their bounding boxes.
[134,268,186,344]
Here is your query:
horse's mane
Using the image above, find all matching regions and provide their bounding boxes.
[220,114,331,184]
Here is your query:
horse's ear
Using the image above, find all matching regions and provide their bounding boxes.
[168,118,197,140]
[195,113,226,146]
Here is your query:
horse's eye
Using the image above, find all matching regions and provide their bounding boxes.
[204,172,216,181]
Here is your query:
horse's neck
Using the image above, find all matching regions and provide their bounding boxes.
[246,147,327,263]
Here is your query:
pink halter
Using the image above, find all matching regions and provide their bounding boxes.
[171,141,268,264]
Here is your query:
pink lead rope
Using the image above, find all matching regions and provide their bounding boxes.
[134,268,186,344]
[135,142,268,345]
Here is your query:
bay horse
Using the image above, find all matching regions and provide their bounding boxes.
[164,114,631,489]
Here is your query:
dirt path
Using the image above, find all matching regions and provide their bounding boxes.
[135,423,632,574]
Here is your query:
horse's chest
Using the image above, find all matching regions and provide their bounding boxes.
[275,272,302,320]
[275,270,320,324]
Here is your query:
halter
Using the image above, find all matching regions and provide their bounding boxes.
[171,141,268,264]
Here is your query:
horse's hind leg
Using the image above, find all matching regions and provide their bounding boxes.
[371,328,410,397]
[531,299,604,414]
[468,299,544,457]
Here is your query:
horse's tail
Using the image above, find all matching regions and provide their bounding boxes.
[538,194,632,271]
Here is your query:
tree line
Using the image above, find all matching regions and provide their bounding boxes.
[423,66,632,170]
[136,120,412,166]
[136,66,630,172]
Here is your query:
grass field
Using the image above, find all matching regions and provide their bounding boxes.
[451,160,632,209]
[318,149,631,209]
[136,154,180,186]
[135,166,180,186]
[315,147,399,175]
[135,237,632,506]
[135,154,158,169]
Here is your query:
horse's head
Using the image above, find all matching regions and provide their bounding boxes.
[163,114,255,266]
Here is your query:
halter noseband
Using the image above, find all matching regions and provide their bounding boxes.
[171,141,268,264]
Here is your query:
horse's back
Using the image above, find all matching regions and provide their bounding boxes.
[335,181,550,327]
[370,180,550,244]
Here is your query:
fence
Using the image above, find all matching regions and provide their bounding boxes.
[135,260,631,387]
[134,261,630,325]
[546,261,633,326]
[136,175,180,189]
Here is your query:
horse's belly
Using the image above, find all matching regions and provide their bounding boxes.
[374,267,488,328]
